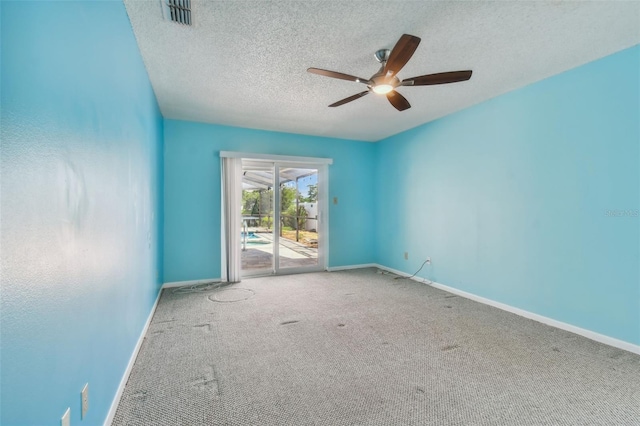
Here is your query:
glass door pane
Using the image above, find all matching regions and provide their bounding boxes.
[241,160,275,276]
[239,158,326,276]
[277,166,319,271]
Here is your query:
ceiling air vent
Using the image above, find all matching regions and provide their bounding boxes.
[162,0,192,25]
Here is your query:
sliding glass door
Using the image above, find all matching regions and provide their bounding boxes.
[241,159,326,277]
[277,165,320,271]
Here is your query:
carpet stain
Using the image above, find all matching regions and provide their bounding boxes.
[337,323,346,327]
[382,342,390,345]
[155,319,176,324]
[151,330,165,335]
[131,391,148,401]
[416,387,425,394]
[191,377,218,392]
[609,350,625,360]
[191,365,220,396]
[280,320,300,325]
[441,344,460,351]
[444,295,458,299]
[552,347,561,352]
[345,293,355,296]
[444,305,453,309]
[194,323,211,333]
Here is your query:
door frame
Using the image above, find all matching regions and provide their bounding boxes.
[221,151,332,277]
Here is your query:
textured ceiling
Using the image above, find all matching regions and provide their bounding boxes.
[123,1,640,142]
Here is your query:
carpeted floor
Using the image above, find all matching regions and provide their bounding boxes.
[113,268,640,425]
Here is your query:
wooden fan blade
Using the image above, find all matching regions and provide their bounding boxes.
[402,70,472,86]
[329,91,369,107]
[386,90,411,111]
[308,68,370,84]
[384,34,421,78]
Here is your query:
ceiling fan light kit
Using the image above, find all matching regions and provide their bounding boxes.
[308,34,473,111]
[372,83,394,95]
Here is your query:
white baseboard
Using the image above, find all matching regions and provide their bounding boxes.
[327,263,378,272]
[373,264,640,355]
[162,278,222,288]
[103,288,162,426]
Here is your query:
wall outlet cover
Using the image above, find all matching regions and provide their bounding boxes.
[81,383,89,419]
[61,407,70,426]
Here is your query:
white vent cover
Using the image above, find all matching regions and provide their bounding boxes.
[161,0,191,25]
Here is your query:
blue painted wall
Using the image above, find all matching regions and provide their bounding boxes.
[375,46,640,345]
[1,2,635,423]
[1,1,163,424]
[164,120,376,282]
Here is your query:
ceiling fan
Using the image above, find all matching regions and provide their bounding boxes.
[308,34,472,111]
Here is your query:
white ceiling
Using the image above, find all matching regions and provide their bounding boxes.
[123,1,640,142]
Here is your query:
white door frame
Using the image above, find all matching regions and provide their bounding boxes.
[221,151,332,277]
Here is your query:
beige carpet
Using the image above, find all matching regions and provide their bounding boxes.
[113,268,640,425]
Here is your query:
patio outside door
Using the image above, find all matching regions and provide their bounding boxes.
[241,159,326,277]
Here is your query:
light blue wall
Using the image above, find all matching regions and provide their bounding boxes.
[1,1,163,425]
[375,46,640,345]
[164,120,376,282]
[2,2,635,423]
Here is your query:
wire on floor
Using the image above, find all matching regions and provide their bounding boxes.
[394,258,430,281]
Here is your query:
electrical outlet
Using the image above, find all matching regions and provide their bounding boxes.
[81,383,89,419]
[426,257,431,265]
[61,407,70,426]
[404,252,408,260]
